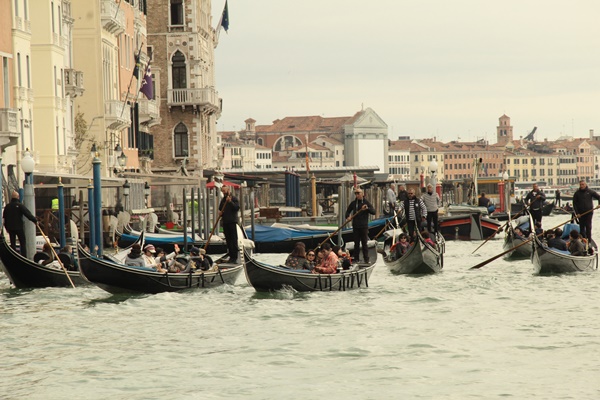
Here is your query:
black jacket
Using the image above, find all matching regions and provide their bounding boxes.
[3,198,37,231]
[547,237,567,251]
[572,187,600,214]
[524,190,546,210]
[219,195,240,224]
[345,198,375,228]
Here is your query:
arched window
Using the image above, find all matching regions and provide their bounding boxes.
[173,122,188,157]
[274,135,301,152]
[171,51,186,89]
[256,137,264,146]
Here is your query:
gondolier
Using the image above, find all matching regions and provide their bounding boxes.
[3,191,37,256]
[422,184,440,233]
[403,189,427,239]
[345,188,376,263]
[385,184,397,216]
[219,186,240,264]
[572,179,600,246]
[524,183,546,226]
[555,189,562,207]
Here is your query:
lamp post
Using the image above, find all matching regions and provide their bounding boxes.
[21,149,36,258]
[92,150,103,256]
[57,178,66,248]
[144,181,150,207]
[502,171,510,214]
[123,180,130,211]
[429,160,438,189]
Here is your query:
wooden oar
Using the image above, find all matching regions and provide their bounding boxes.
[204,201,228,251]
[313,208,365,252]
[471,202,533,254]
[469,205,600,270]
[373,208,405,240]
[36,222,75,288]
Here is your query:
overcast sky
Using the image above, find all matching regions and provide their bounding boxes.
[212,1,600,143]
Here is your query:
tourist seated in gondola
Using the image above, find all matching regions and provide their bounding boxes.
[125,244,145,267]
[34,243,55,266]
[155,245,186,273]
[568,230,587,256]
[312,243,339,274]
[534,221,544,236]
[546,230,568,251]
[58,244,78,271]
[421,231,436,247]
[513,227,526,239]
[333,245,352,270]
[564,203,573,212]
[390,233,410,258]
[285,242,311,270]
[306,250,317,271]
[141,244,169,272]
[182,247,213,272]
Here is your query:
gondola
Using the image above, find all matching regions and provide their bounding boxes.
[541,201,555,216]
[77,243,243,294]
[502,216,533,260]
[382,230,445,274]
[242,245,377,292]
[438,212,502,241]
[0,234,87,289]
[245,217,388,253]
[530,216,598,274]
[116,226,234,254]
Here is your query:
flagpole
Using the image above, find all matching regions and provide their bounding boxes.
[119,42,145,120]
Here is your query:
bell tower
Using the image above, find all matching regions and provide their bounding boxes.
[497,114,513,145]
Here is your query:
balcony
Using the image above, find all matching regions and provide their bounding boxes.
[0,109,20,149]
[134,7,147,37]
[14,16,31,34]
[167,88,220,113]
[104,100,131,130]
[62,0,74,25]
[64,69,84,97]
[100,0,126,35]
[138,98,160,127]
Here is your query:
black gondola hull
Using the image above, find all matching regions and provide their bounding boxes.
[383,232,445,274]
[0,234,86,288]
[242,250,376,292]
[78,245,242,294]
[531,235,597,274]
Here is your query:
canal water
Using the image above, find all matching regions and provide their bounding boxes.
[1,214,599,399]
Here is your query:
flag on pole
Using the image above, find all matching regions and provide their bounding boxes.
[133,52,141,79]
[140,63,153,100]
[216,0,229,34]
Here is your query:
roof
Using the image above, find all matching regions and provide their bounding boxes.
[254,115,351,134]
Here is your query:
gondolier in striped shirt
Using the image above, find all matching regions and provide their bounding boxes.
[403,189,427,240]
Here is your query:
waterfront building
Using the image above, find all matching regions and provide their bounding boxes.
[8,0,34,182]
[31,0,82,175]
[146,0,221,177]
[387,139,412,182]
[0,0,19,176]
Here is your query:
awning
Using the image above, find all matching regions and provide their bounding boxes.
[206,180,241,189]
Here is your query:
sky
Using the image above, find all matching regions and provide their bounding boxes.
[211,0,600,144]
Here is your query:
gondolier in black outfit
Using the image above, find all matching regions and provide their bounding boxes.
[572,180,600,246]
[2,191,37,256]
[219,186,240,263]
[403,189,427,240]
[345,188,375,263]
[555,189,561,207]
[524,183,546,226]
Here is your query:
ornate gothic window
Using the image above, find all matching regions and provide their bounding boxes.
[171,51,186,89]
[174,122,189,157]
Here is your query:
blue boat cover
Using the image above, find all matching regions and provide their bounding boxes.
[561,224,579,240]
[120,232,195,245]
[245,218,387,243]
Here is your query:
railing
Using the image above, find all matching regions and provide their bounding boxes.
[167,88,220,111]
[0,109,19,135]
[138,98,159,123]
[100,0,126,35]
[64,69,84,97]
[104,100,131,129]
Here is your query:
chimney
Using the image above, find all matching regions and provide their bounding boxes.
[590,129,594,139]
